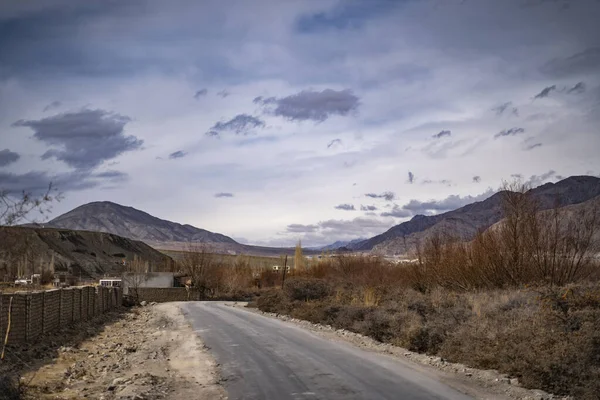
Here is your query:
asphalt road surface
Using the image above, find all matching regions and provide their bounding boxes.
[181,302,473,400]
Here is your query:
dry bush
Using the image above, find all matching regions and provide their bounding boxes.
[440,285,600,399]
[256,290,291,314]
[284,277,332,301]
[410,182,600,291]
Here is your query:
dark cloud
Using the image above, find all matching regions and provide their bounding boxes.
[380,205,412,218]
[494,127,525,139]
[534,85,557,99]
[93,170,127,181]
[365,191,395,201]
[217,90,230,98]
[327,138,342,148]
[193,89,208,99]
[492,102,519,116]
[169,150,186,159]
[254,89,360,122]
[511,173,524,179]
[214,192,234,198]
[206,114,265,137]
[567,82,586,94]
[0,169,128,194]
[360,205,378,211]
[12,109,142,170]
[318,217,391,236]
[287,223,319,233]
[541,48,600,78]
[407,171,415,184]
[525,143,543,151]
[0,149,20,167]
[401,189,496,215]
[334,203,355,211]
[43,100,61,112]
[432,130,451,139]
[472,176,481,183]
[525,170,556,187]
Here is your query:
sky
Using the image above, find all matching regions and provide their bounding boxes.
[1,0,599,247]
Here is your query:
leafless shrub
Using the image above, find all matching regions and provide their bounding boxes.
[0,183,60,227]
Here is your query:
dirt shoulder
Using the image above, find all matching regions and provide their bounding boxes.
[21,303,224,400]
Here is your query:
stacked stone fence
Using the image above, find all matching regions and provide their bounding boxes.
[135,288,201,303]
[0,286,122,344]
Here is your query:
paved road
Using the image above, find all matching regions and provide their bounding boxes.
[181,302,473,400]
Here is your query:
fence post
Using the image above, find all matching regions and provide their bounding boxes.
[25,294,31,342]
[58,289,62,326]
[41,291,45,334]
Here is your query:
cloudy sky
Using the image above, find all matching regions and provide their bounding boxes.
[1,0,599,246]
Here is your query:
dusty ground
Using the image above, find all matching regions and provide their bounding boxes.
[20,303,225,400]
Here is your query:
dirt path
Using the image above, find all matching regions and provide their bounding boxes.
[22,303,225,400]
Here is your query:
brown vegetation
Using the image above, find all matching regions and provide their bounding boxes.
[254,184,600,398]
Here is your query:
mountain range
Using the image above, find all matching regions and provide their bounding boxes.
[357,176,600,254]
[45,201,312,256]
[42,176,600,257]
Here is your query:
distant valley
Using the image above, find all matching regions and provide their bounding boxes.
[26,175,600,260]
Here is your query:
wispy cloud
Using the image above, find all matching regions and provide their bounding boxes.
[380,205,412,218]
[43,101,61,112]
[432,130,451,139]
[472,175,481,183]
[534,85,557,99]
[254,89,360,122]
[524,142,542,151]
[491,102,518,116]
[206,114,265,137]
[494,127,525,139]
[360,205,377,211]
[169,150,187,159]
[401,188,496,215]
[214,192,234,198]
[407,171,415,184]
[194,88,208,99]
[327,138,342,148]
[525,170,556,187]
[567,82,585,94]
[365,192,395,201]
[334,203,355,211]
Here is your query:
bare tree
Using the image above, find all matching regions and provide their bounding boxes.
[294,240,305,273]
[122,255,151,303]
[179,244,221,299]
[0,183,60,226]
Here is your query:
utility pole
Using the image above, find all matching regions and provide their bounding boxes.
[281,255,288,289]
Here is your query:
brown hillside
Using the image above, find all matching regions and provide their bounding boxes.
[0,227,174,280]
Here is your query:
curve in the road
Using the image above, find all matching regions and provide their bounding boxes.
[181,302,473,400]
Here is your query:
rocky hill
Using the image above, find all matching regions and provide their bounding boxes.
[47,201,238,245]
[359,176,600,255]
[0,227,173,279]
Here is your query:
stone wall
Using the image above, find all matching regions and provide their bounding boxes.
[135,287,200,303]
[0,286,121,344]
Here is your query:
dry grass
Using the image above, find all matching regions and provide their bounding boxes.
[257,281,600,398]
